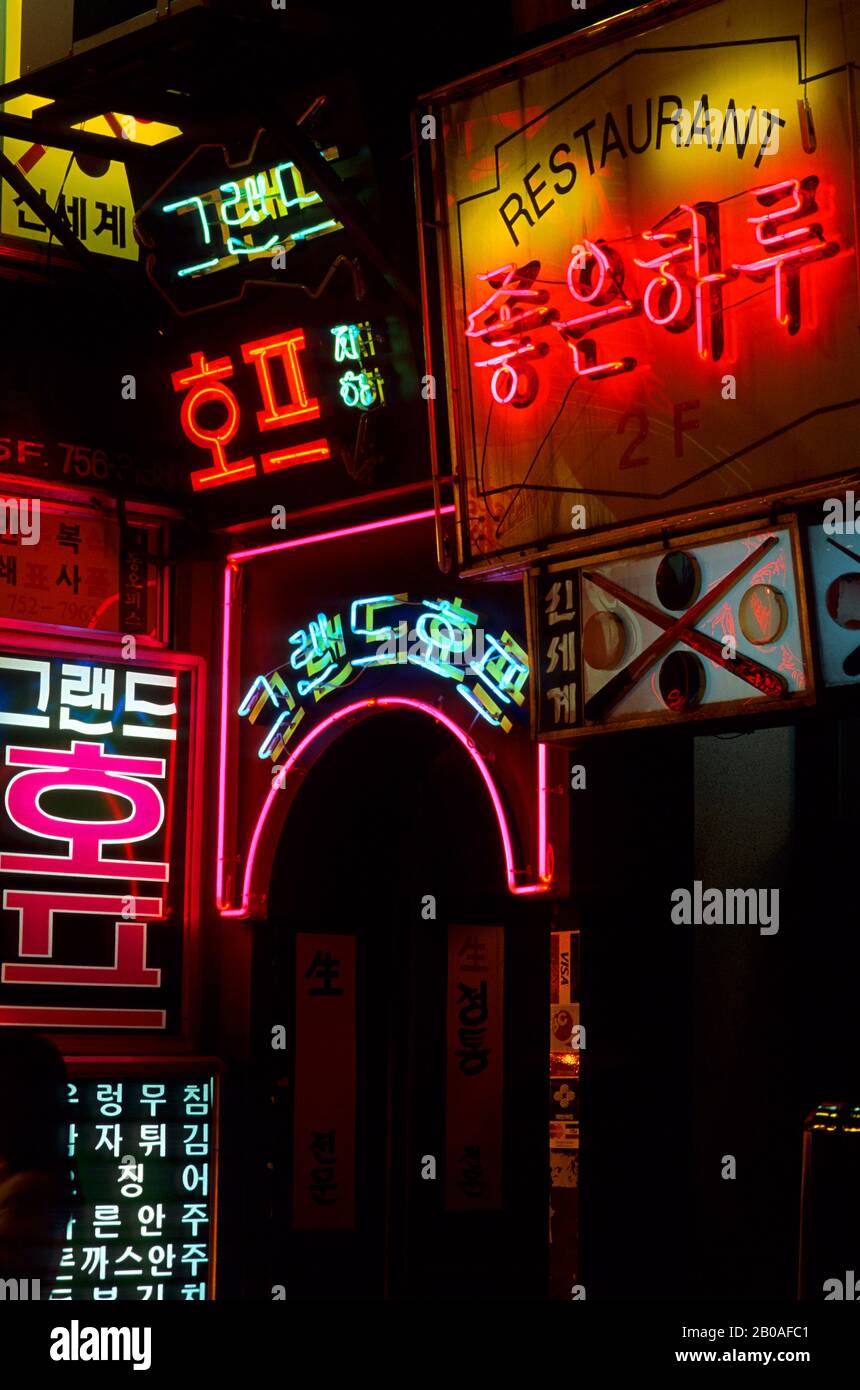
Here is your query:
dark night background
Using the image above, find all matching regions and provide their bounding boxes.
[0,0,855,1305]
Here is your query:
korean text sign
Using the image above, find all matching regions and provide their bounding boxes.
[53,1071,216,1301]
[0,642,201,1033]
[293,934,356,1229]
[0,506,159,637]
[445,924,504,1210]
[218,512,557,915]
[427,0,860,567]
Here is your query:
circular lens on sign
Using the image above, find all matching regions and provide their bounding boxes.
[75,152,111,178]
[843,646,860,678]
[655,552,700,611]
[739,584,788,644]
[582,610,626,669]
[826,574,860,630]
[658,651,705,712]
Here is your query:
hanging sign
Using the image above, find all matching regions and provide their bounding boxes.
[134,127,348,315]
[529,519,815,738]
[292,933,356,1230]
[445,924,504,1210]
[0,637,203,1034]
[424,0,860,569]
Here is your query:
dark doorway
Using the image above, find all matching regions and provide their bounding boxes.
[251,710,550,1299]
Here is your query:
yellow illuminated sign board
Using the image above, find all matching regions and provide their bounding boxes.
[0,0,180,260]
[426,0,860,570]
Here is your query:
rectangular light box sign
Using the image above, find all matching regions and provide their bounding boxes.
[0,638,203,1037]
[52,1062,220,1302]
[425,0,860,569]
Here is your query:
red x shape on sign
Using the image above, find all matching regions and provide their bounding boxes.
[582,535,787,721]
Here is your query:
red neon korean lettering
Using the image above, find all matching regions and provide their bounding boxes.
[555,238,640,379]
[0,740,167,880]
[466,174,840,402]
[242,329,331,473]
[730,175,839,335]
[260,440,332,475]
[171,351,256,492]
[465,261,556,407]
[635,202,734,361]
[242,329,321,429]
[173,327,332,490]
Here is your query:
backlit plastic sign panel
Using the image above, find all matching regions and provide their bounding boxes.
[0,637,203,1035]
[53,1062,219,1301]
[805,510,860,689]
[528,518,815,739]
[424,0,860,570]
[0,0,180,261]
[293,934,355,1230]
[0,501,162,638]
[445,923,503,1210]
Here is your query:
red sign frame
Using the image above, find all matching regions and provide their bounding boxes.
[0,630,205,1053]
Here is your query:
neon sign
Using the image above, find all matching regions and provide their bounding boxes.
[332,322,385,409]
[426,0,860,567]
[171,320,388,492]
[217,509,565,916]
[238,592,529,761]
[467,178,839,405]
[161,150,343,280]
[0,646,201,1032]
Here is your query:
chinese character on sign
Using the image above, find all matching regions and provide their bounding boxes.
[455,979,490,1076]
[309,1130,338,1206]
[304,950,343,996]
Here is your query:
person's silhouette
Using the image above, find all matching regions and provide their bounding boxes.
[0,1032,71,1287]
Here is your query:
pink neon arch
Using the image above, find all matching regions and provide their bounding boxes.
[221,695,550,918]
